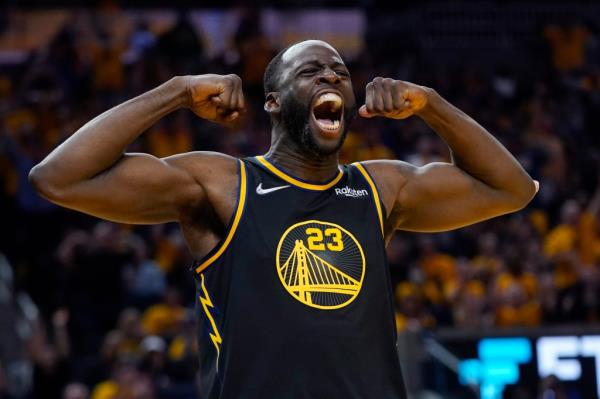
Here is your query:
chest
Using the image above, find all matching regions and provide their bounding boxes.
[243,166,378,254]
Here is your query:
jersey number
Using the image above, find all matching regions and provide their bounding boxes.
[306,227,344,251]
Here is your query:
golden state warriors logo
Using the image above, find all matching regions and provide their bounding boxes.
[276,220,365,310]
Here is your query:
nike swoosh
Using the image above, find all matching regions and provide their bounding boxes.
[256,183,290,195]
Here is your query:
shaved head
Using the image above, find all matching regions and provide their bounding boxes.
[280,40,339,64]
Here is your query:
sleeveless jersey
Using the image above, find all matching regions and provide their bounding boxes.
[191,156,407,399]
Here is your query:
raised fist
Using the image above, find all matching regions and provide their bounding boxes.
[184,74,246,125]
[359,78,429,120]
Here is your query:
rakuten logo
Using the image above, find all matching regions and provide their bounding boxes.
[335,187,368,198]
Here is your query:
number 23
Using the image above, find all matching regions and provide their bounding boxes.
[306,227,344,251]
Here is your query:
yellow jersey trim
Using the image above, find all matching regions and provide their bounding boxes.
[195,160,247,274]
[256,156,343,191]
[352,162,384,236]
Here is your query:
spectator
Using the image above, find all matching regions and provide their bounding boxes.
[142,288,186,337]
[63,382,90,399]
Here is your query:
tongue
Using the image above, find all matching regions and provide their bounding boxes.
[317,118,335,126]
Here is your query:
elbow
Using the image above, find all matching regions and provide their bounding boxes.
[28,164,65,202]
[507,176,539,212]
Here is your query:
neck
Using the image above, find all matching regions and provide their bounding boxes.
[265,127,340,183]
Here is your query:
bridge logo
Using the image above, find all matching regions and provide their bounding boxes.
[276,220,365,310]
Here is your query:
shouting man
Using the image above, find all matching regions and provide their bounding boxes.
[29,40,537,398]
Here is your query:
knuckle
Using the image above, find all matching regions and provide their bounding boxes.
[225,75,240,86]
[383,78,394,86]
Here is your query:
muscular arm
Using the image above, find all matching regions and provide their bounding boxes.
[359,79,537,234]
[28,75,244,224]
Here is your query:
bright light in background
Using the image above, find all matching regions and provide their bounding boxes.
[458,337,532,399]
[458,335,600,398]
[480,338,532,363]
[537,335,600,398]
[537,337,580,380]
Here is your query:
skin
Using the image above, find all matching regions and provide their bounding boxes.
[29,40,538,259]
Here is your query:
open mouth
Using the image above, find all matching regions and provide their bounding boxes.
[311,92,343,134]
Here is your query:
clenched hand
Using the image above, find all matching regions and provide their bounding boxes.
[184,74,246,125]
[359,77,429,120]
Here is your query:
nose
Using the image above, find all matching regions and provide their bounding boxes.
[317,68,341,85]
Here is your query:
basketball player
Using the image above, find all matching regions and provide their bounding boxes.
[29,40,537,398]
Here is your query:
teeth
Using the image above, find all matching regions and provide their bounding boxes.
[314,93,342,111]
[316,119,340,131]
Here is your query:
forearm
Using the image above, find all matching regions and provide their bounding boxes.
[29,77,188,190]
[417,89,536,202]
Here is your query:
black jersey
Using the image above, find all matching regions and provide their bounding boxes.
[191,156,407,399]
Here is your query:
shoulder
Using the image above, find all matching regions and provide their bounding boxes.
[356,159,417,181]
[352,160,416,215]
[162,151,241,211]
[163,151,239,179]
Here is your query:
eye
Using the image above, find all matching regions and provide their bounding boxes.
[336,70,350,77]
[300,68,318,75]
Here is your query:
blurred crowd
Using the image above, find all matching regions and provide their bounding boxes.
[1,5,600,399]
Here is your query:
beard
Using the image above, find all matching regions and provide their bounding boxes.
[279,92,357,159]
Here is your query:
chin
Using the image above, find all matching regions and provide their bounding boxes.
[313,131,346,154]
[301,125,347,158]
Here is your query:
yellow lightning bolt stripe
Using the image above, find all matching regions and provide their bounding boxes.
[199,273,222,357]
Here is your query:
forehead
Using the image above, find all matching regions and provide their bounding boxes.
[281,41,345,72]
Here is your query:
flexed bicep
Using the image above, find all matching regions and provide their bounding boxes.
[392,162,531,232]
[29,75,245,225]
[359,160,535,235]
[35,152,206,224]
[355,77,537,235]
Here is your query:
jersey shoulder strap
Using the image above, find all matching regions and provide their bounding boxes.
[193,159,248,274]
[351,162,385,236]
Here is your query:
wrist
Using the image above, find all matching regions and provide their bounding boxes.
[167,76,193,109]
[415,87,441,119]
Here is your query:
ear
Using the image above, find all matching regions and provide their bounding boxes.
[264,92,280,114]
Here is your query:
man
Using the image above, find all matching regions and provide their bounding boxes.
[29,40,537,398]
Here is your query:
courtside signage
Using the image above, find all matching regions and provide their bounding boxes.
[457,335,600,399]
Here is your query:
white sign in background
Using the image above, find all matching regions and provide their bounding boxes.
[537,335,600,398]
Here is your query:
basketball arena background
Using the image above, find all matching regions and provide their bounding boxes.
[1,1,600,398]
